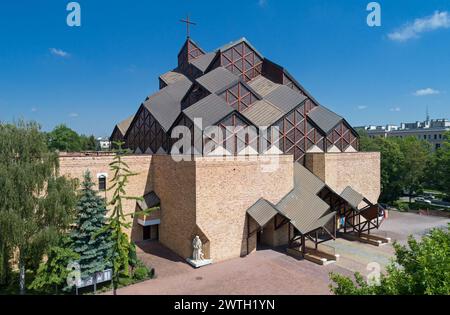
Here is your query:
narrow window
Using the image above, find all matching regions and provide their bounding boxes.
[98,175,106,191]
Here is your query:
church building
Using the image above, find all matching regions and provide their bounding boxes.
[60,36,382,265]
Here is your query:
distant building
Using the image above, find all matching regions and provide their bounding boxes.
[357,117,450,150]
[96,137,111,151]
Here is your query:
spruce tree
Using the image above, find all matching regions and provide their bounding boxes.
[71,171,112,279]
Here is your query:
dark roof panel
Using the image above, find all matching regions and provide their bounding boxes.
[247,198,278,227]
[137,191,160,210]
[159,71,189,86]
[183,94,234,128]
[241,100,284,128]
[143,77,192,131]
[116,115,135,135]
[196,67,239,94]
[307,106,343,134]
[340,186,364,209]
[247,75,280,97]
[276,188,330,234]
[293,163,326,194]
[190,52,216,73]
[264,85,307,114]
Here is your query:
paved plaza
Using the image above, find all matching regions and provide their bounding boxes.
[112,211,449,295]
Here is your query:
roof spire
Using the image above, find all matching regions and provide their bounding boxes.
[180,14,196,39]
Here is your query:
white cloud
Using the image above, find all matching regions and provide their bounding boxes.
[49,48,70,58]
[69,112,79,117]
[390,107,401,112]
[413,88,440,96]
[388,11,450,42]
[357,105,368,110]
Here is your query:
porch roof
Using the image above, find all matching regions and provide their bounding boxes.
[340,186,365,210]
[247,198,279,227]
[137,191,160,211]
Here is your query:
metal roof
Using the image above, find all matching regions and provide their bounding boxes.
[241,100,284,128]
[116,115,135,135]
[305,211,335,234]
[247,75,280,97]
[143,77,192,131]
[183,94,234,128]
[190,52,216,73]
[264,85,307,114]
[159,71,189,86]
[216,37,264,59]
[307,106,343,134]
[247,198,278,227]
[340,186,365,210]
[137,191,160,210]
[196,67,240,94]
[276,188,330,235]
[293,163,326,194]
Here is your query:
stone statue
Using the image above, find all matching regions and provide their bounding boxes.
[192,235,204,261]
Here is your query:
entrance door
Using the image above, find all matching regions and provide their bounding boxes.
[143,225,159,241]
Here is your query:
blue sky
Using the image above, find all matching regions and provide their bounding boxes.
[0,0,449,136]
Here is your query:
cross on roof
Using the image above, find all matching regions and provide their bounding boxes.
[180,15,196,38]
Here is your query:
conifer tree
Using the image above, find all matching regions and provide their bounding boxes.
[71,171,112,278]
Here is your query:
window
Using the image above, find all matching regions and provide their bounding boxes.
[98,175,106,191]
[436,143,441,150]
[423,135,426,139]
[434,134,437,140]
[439,134,442,139]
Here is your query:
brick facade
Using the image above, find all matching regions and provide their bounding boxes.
[305,152,381,205]
[59,152,380,263]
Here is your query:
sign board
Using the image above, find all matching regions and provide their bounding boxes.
[76,269,112,289]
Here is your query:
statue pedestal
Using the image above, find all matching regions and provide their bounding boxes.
[186,258,213,268]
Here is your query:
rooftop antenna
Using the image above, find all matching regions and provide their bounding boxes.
[426,105,430,122]
[180,14,196,39]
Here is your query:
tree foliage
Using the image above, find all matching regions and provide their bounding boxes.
[28,238,79,294]
[46,124,97,152]
[358,132,432,203]
[0,121,77,294]
[428,131,450,199]
[71,171,113,279]
[330,224,450,295]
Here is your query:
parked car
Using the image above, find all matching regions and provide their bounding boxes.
[415,197,432,205]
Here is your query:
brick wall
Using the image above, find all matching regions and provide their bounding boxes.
[195,155,293,261]
[305,152,381,205]
[59,154,294,263]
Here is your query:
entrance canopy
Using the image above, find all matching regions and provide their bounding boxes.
[137,191,160,211]
[247,198,278,228]
[276,188,331,235]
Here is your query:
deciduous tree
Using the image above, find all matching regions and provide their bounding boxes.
[0,121,77,294]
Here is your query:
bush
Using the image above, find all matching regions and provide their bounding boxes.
[329,224,450,295]
[132,261,151,281]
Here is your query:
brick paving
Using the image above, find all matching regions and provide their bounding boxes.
[110,211,449,295]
